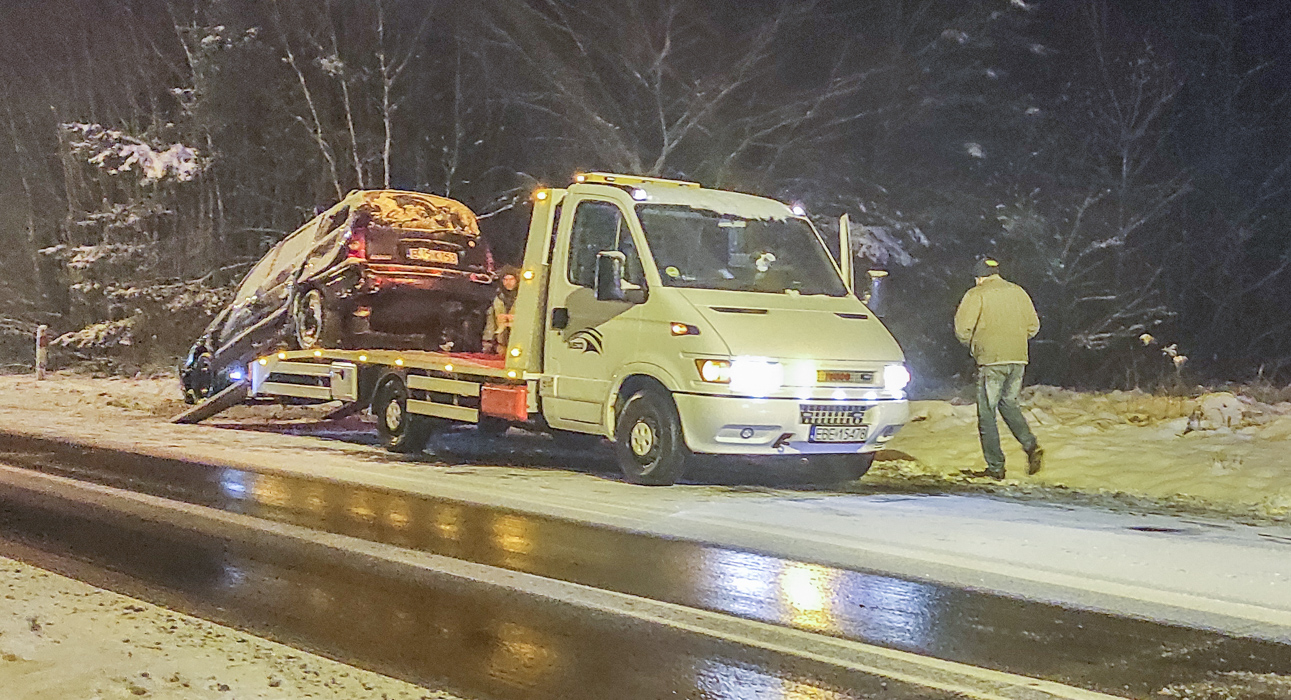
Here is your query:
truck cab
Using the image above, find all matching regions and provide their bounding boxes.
[506,173,910,484]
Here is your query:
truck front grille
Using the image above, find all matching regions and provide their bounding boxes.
[799,403,871,426]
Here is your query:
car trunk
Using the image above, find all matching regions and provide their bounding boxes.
[363,226,489,273]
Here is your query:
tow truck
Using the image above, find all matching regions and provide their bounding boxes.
[187,173,911,485]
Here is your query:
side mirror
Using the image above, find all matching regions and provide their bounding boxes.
[864,269,888,316]
[598,250,648,303]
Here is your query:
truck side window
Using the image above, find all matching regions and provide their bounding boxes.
[568,201,627,288]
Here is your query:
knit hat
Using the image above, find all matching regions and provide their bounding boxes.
[973,257,1001,278]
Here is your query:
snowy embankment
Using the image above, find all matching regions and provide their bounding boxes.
[876,387,1291,520]
[0,373,1288,521]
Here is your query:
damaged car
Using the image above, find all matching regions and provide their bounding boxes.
[181,190,495,402]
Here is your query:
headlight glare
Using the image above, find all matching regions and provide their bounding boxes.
[883,364,911,391]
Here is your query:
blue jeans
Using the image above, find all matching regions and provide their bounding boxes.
[976,364,1037,474]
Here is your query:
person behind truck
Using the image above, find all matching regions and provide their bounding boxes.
[483,267,519,354]
[953,257,1044,479]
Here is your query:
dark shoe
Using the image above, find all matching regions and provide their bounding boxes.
[962,468,1006,480]
[985,467,1006,480]
[1026,446,1044,475]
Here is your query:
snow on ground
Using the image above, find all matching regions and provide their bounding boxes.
[869,387,1291,521]
[0,372,1289,522]
[0,556,455,700]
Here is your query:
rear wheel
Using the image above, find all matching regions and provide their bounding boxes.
[293,287,340,349]
[372,377,433,454]
[613,388,689,486]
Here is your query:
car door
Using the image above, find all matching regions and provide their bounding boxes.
[542,191,647,431]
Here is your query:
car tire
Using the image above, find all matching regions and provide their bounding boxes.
[372,376,433,454]
[613,388,689,486]
[293,287,339,350]
[813,453,876,484]
[182,351,214,404]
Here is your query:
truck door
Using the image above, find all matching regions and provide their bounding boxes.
[543,191,647,432]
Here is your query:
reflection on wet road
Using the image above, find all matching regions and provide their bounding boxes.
[1,432,1290,697]
[0,500,943,700]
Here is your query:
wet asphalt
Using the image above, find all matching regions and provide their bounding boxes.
[1,430,1290,698]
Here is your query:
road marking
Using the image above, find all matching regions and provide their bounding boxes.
[0,463,1121,700]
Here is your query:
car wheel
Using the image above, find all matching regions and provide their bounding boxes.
[613,388,689,486]
[372,376,433,454]
[182,351,214,404]
[293,287,339,350]
[813,453,876,484]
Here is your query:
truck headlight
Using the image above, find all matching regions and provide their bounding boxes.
[730,357,784,397]
[695,359,732,383]
[883,364,911,391]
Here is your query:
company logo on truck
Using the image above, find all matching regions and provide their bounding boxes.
[567,328,604,354]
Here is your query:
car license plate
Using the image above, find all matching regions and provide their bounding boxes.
[808,425,868,443]
[406,247,459,265]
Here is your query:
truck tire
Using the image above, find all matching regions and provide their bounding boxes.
[614,388,689,486]
[814,453,876,484]
[292,287,340,350]
[372,377,433,454]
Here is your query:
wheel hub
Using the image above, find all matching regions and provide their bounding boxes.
[629,420,655,457]
[384,400,403,432]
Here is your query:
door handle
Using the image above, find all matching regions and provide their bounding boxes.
[551,307,569,330]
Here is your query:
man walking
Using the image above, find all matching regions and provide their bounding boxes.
[954,258,1043,479]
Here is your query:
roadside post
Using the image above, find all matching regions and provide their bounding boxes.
[35,325,48,380]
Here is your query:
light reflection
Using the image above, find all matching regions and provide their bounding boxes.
[780,562,838,633]
[492,514,533,556]
[699,548,940,652]
[695,659,849,700]
[432,504,462,541]
[385,497,411,530]
[486,621,559,690]
[218,469,249,499]
[347,492,377,525]
[250,473,289,508]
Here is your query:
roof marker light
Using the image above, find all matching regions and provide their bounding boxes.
[444,364,453,372]
[277,352,287,359]
[522,270,535,280]
[510,347,522,357]
[632,188,649,201]
[575,174,587,183]
[535,190,549,201]
[258,358,268,366]
[395,358,404,366]
[791,203,807,217]
[358,354,368,362]
[313,350,322,357]
[507,370,518,378]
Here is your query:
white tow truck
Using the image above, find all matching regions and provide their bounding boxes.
[239,173,910,485]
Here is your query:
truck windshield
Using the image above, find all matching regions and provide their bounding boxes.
[635,204,846,296]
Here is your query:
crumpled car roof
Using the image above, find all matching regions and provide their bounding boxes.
[355,190,480,236]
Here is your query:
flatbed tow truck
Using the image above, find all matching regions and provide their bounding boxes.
[180,173,911,485]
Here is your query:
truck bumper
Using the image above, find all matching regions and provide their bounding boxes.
[673,393,909,456]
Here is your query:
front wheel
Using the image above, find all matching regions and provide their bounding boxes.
[613,389,690,486]
[372,377,433,454]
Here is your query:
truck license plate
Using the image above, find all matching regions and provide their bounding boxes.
[406,247,459,265]
[808,425,868,443]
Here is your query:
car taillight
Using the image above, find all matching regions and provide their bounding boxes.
[346,226,367,259]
